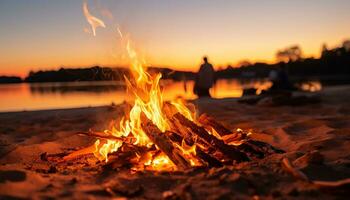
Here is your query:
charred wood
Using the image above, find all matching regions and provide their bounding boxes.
[165,131,222,167]
[173,113,249,162]
[198,114,284,158]
[142,117,192,170]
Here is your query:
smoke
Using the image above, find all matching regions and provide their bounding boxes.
[82,1,106,36]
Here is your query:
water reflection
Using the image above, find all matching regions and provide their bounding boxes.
[29,81,126,94]
[0,79,271,112]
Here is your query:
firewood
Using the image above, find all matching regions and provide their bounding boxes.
[141,117,192,170]
[166,131,223,167]
[77,130,133,143]
[169,114,210,149]
[164,103,228,163]
[63,131,139,161]
[169,117,224,163]
[313,178,350,188]
[164,104,217,153]
[198,114,284,158]
[63,144,96,161]
[281,157,309,182]
[282,158,350,189]
[198,113,235,136]
[236,140,284,159]
[173,113,249,162]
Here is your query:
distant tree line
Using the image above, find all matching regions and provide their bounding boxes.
[25,66,129,82]
[22,66,197,83]
[1,40,349,84]
[0,76,22,84]
[216,40,350,83]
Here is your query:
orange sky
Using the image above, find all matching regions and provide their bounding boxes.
[0,0,350,77]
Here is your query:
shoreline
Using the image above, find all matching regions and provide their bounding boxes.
[1,83,349,114]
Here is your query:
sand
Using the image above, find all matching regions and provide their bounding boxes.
[0,86,350,199]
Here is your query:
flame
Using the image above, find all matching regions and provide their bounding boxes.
[170,98,195,121]
[93,139,123,162]
[145,152,175,171]
[92,32,170,162]
[207,128,247,146]
[209,128,223,139]
[83,1,106,36]
[82,3,172,168]
[174,139,201,166]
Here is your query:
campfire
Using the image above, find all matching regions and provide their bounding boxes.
[60,3,282,171]
[64,102,282,171]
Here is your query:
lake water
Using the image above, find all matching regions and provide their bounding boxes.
[0,79,271,112]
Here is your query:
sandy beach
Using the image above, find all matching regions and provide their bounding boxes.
[0,85,350,199]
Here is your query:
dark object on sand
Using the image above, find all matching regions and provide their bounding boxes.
[282,157,350,190]
[239,92,321,106]
[243,88,257,96]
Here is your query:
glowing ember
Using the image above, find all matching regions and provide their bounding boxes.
[145,153,175,171]
[299,81,322,92]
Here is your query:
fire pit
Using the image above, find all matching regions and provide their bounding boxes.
[60,110,283,171]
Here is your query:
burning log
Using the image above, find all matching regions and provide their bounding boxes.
[63,131,138,161]
[165,131,223,167]
[198,114,284,159]
[77,130,133,143]
[172,113,249,162]
[141,117,192,170]
[63,144,96,161]
[163,103,224,165]
[198,113,238,137]
[62,103,282,170]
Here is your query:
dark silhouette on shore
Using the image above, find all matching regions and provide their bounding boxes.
[268,63,294,91]
[20,66,196,83]
[0,76,22,84]
[194,57,215,97]
[25,66,129,83]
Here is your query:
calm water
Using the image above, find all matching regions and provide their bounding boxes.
[0,79,271,112]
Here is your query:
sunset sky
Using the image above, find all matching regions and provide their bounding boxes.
[0,0,350,77]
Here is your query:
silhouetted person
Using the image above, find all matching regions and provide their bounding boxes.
[269,63,293,91]
[194,56,215,97]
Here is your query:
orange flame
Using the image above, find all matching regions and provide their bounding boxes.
[144,152,175,171]
[82,3,173,168]
[170,98,195,121]
[174,139,201,166]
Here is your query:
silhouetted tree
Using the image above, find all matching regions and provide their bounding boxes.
[276,45,303,62]
[321,43,328,57]
[0,76,22,83]
[237,60,252,68]
[343,39,350,51]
